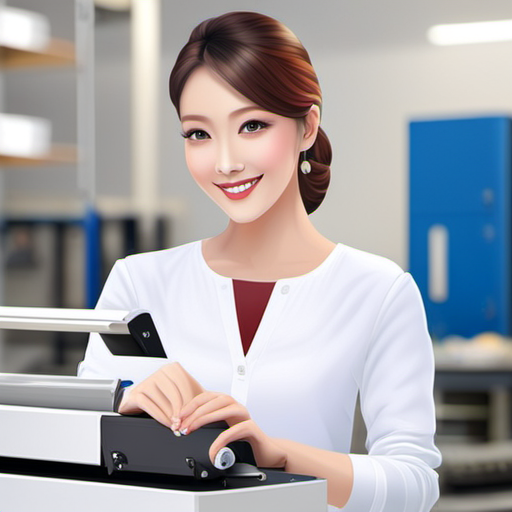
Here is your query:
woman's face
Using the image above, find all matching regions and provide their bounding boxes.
[179,66,307,224]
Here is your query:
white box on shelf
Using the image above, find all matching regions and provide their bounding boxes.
[0,6,50,51]
[0,113,52,157]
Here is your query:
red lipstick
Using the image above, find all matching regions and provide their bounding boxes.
[214,175,263,200]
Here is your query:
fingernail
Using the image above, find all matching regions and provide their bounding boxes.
[173,429,181,437]
[180,428,188,436]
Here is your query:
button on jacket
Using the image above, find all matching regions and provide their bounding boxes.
[78,240,442,511]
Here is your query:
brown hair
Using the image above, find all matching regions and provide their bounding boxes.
[169,11,332,214]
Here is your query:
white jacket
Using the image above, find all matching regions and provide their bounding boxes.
[78,240,442,511]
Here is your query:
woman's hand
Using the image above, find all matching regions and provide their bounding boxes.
[178,392,288,469]
[118,362,204,430]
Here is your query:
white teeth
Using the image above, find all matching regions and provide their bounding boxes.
[224,178,258,194]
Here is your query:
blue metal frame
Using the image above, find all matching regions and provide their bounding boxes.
[84,206,101,309]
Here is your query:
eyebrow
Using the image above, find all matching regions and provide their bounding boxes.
[180,106,266,123]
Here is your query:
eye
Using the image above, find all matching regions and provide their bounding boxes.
[181,129,210,141]
[240,120,268,133]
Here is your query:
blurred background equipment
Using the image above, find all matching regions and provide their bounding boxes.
[409,116,512,340]
[410,117,512,510]
[0,0,169,374]
[0,1,80,375]
[433,333,512,511]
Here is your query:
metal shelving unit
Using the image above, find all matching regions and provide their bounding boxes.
[0,37,77,166]
[0,1,96,372]
[0,38,74,68]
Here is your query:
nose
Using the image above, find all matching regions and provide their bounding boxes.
[215,140,244,175]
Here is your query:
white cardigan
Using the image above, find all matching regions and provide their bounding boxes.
[78,240,442,512]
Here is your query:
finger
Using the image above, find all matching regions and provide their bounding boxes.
[158,371,184,417]
[168,362,202,405]
[136,393,173,429]
[174,362,205,400]
[183,402,243,434]
[120,378,178,419]
[209,420,255,464]
[150,381,177,420]
[117,388,142,415]
[179,391,219,419]
[180,393,231,425]
[129,380,177,421]
[185,405,236,434]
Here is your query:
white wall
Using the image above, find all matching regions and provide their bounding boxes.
[313,42,512,268]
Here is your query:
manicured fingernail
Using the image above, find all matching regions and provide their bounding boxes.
[173,429,181,436]
[180,428,188,435]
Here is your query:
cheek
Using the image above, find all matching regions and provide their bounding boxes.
[185,145,215,184]
[246,129,298,172]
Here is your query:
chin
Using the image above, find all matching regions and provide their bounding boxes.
[217,204,270,224]
[223,210,265,224]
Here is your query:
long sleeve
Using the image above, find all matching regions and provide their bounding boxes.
[77,259,170,382]
[344,272,442,512]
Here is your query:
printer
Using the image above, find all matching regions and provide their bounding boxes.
[0,307,327,512]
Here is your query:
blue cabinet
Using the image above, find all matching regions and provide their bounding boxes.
[409,116,512,339]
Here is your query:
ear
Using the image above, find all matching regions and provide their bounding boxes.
[301,104,321,152]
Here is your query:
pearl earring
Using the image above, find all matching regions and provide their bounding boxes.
[300,151,311,174]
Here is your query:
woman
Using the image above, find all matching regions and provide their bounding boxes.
[78,11,442,511]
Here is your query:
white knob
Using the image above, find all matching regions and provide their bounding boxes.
[214,447,236,470]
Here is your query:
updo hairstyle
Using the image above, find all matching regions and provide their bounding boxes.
[169,11,332,214]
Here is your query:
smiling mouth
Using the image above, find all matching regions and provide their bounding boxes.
[214,175,263,199]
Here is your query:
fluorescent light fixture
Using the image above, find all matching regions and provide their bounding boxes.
[428,19,512,45]
[94,0,131,10]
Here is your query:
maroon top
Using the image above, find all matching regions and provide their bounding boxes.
[232,279,276,356]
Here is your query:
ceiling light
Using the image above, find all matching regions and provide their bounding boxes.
[428,19,512,45]
[94,0,131,10]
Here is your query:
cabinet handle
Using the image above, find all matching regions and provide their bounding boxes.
[428,224,449,302]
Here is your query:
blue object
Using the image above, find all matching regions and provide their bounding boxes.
[84,206,102,309]
[409,116,512,339]
[120,380,134,388]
